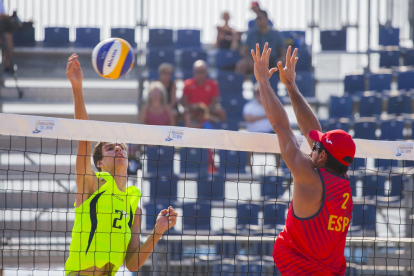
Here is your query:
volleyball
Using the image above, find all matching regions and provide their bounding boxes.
[91,38,134,79]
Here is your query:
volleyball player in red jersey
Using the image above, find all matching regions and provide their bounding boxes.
[252,43,356,275]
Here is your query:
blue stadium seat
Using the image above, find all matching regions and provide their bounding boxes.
[295,48,311,72]
[183,200,211,231]
[148,176,178,199]
[180,69,194,81]
[387,95,411,115]
[354,121,377,140]
[351,158,366,170]
[375,159,398,170]
[329,96,353,118]
[179,147,208,174]
[217,71,244,94]
[145,198,176,230]
[180,49,207,70]
[380,120,404,140]
[281,30,306,48]
[379,50,400,68]
[221,94,247,123]
[239,263,263,275]
[327,121,351,132]
[176,29,201,49]
[363,175,386,197]
[369,73,392,92]
[397,71,414,91]
[219,150,247,174]
[349,174,358,197]
[405,49,414,66]
[111,28,136,47]
[403,160,414,168]
[263,203,286,228]
[146,146,175,174]
[295,72,314,97]
[352,204,376,232]
[261,175,285,199]
[215,50,241,70]
[237,203,260,228]
[320,30,347,51]
[146,48,175,70]
[388,175,403,198]
[44,27,70,47]
[197,174,225,200]
[211,263,236,276]
[344,74,365,95]
[379,27,399,46]
[215,242,238,259]
[359,94,382,117]
[148,28,174,48]
[13,26,35,47]
[148,69,159,81]
[75,27,100,48]
[212,121,240,131]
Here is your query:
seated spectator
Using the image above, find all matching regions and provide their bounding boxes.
[139,81,175,126]
[157,63,179,119]
[184,103,216,173]
[236,10,285,75]
[216,11,240,50]
[243,83,273,133]
[0,0,14,73]
[248,2,273,30]
[243,83,281,167]
[182,60,226,122]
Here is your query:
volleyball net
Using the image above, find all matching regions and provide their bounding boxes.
[0,113,413,276]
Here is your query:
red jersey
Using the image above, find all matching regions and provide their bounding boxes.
[273,168,353,276]
[183,78,219,106]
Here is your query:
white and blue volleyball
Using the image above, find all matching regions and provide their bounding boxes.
[92,38,134,79]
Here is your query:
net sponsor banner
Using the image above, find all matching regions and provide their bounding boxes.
[0,113,413,160]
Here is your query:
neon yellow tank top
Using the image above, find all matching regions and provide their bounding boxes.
[65,172,141,276]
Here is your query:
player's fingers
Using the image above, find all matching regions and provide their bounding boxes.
[261,42,268,61]
[256,43,260,60]
[293,57,298,68]
[291,48,298,65]
[267,48,272,62]
[277,61,285,76]
[269,67,278,78]
[286,46,291,67]
[251,49,257,63]
[159,209,168,216]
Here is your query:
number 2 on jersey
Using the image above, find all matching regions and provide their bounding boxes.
[341,193,350,209]
[113,209,123,229]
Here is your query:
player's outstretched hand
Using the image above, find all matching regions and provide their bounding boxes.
[251,42,278,83]
[154,206,178,234]
[277,46,298,87]
[66,53,83,89]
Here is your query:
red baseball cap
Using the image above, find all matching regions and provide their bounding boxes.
[309,129,356,166]
[251,1,260,8]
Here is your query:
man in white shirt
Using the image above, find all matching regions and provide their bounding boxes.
[243,82,273,133]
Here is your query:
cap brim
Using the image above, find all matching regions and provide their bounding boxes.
[309,129,324,142]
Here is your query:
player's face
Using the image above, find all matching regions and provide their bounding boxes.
[100,143,128,174]
[310,142,324,167]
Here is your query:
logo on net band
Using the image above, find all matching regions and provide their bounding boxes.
[33,120,55,134]
[165,129,184,142]
[396,145,413,157]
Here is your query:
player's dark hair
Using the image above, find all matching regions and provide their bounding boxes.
[318,143,350,176]
[93,142,128,172]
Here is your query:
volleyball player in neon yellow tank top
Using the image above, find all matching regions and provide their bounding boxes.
[65,54,178,276]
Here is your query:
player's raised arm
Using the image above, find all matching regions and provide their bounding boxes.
[280,46,322,148]
[125,206,178,271]
[65,54,97,207]
[252,43,315,181]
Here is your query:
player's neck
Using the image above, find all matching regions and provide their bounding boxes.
[113,175,127,192]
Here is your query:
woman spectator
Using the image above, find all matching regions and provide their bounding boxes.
[157,63,177,108]
[216,11,240,50]
[139,81,175,126]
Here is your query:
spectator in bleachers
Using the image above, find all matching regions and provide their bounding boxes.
[243,83,281,167]
[157,63,179,119]
[243,83,273,133]
[182,60,226,122]
[216,11,240,50]
[236,10,285,75]
[139,81,175,126]
[248,1,273,30]
[0,0,14,73]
